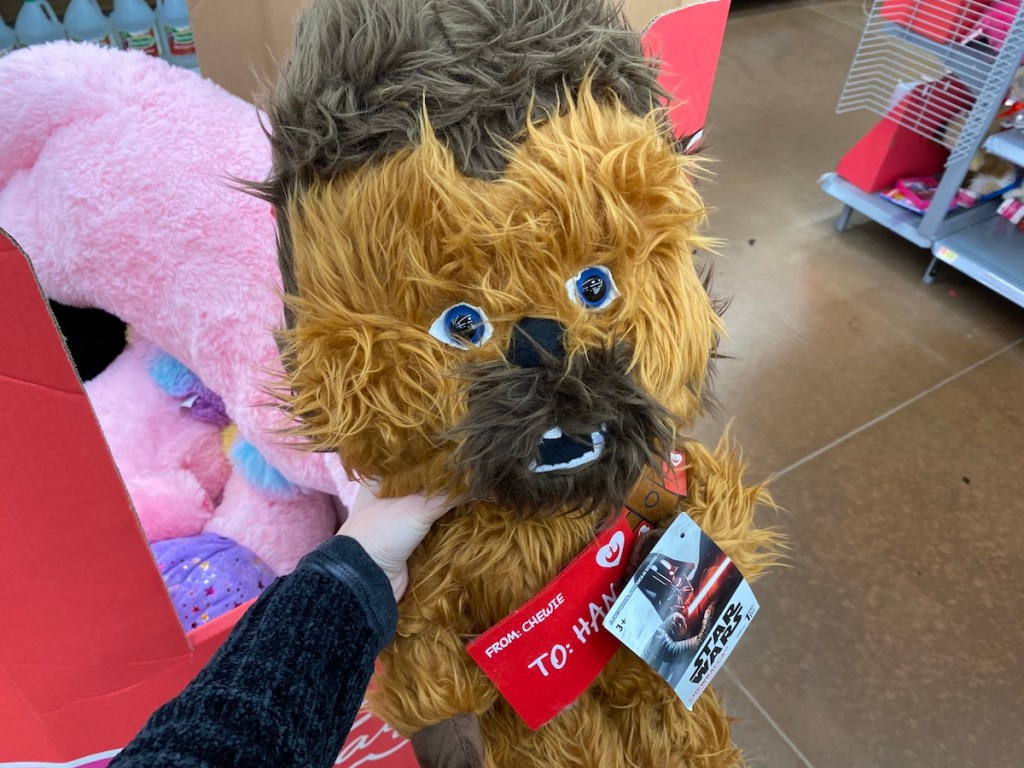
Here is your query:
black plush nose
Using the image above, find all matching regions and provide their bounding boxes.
[508,317,566,368]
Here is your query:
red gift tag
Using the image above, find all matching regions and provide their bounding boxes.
[467,513,636,730]
[664,451,687,497]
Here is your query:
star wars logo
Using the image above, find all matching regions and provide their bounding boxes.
[689,601,744,686]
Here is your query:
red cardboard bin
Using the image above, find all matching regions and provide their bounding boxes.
[0,229,414,768]
[642,0,730,150]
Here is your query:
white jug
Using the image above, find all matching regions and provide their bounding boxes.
[14,0,65,47]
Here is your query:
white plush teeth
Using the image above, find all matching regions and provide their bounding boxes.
[530,427,607,474]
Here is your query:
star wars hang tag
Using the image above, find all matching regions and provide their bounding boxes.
[603,511,758,710]
[466,512,636,730]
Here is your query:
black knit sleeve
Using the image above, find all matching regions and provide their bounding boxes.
[111,536,398,768]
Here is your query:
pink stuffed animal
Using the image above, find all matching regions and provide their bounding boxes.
[0,42,360,573]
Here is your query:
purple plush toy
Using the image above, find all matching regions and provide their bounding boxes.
[151,533,277,631]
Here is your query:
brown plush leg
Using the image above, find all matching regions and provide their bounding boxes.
[411,713,484,768]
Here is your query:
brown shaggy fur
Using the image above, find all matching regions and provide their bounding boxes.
[373,435,777,768]
[447,342,678,516]
[268,2,780,765]
[280,92,719,495]
[276,88,781,767]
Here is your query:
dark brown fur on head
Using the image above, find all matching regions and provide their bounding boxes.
[254,0,670,309]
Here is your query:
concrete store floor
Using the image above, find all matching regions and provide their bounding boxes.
[692,1,1024,766]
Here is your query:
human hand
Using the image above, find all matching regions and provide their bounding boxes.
[338,488,450,601]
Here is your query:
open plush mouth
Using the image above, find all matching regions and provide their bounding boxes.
[528,425,607,474]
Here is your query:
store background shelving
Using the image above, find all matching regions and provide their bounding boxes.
[932,215,1024,304]
[820,169,1002,247]
[985,125,1024,165]
[821,0,1024,308]
[927,126,1024,301]
[0,1,155,24]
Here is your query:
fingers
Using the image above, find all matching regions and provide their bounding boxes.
[419,494,453,523]
[356,492,450,524]
[337,491,453,602]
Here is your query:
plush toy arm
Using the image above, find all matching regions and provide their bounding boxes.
[371,612,499,737]
[627,436,781,582]
[369,518,502,736]
[677,436,783,584]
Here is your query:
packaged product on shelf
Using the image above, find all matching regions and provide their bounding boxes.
[878,185,927,212]
[111,0,163,56]
[156,0,197,69]
[0,18,17,56]
[64,0,116,47]
[1008,67,1024,108]
[14,0,64,47]
[997,188,1024,228]
[895,176,941,209]
[958,163,1020,205]
[881,169,1021,213]
[879,178,959,212]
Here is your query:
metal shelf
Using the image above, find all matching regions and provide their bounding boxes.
[826,1,1024,307]
[837,1,1024,167]
[820,172,933,246]
[932,216,1024,305]
[882,21,995,94]
[820,172,1000,246]
[985,129,1024,167]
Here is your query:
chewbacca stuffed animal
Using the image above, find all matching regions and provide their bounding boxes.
[259,1,778,766]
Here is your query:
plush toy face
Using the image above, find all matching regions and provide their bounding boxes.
[281,87,721,512]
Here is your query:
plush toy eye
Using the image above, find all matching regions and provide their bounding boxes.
[429,303,493,350]
[567,266,619,310]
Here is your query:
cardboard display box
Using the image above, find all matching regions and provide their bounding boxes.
[0,228,413,768]
[185,0,312,103]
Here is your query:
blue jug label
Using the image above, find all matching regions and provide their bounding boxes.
[119,27,160,56]
[164,24,196,56]
[70,33,114,47]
